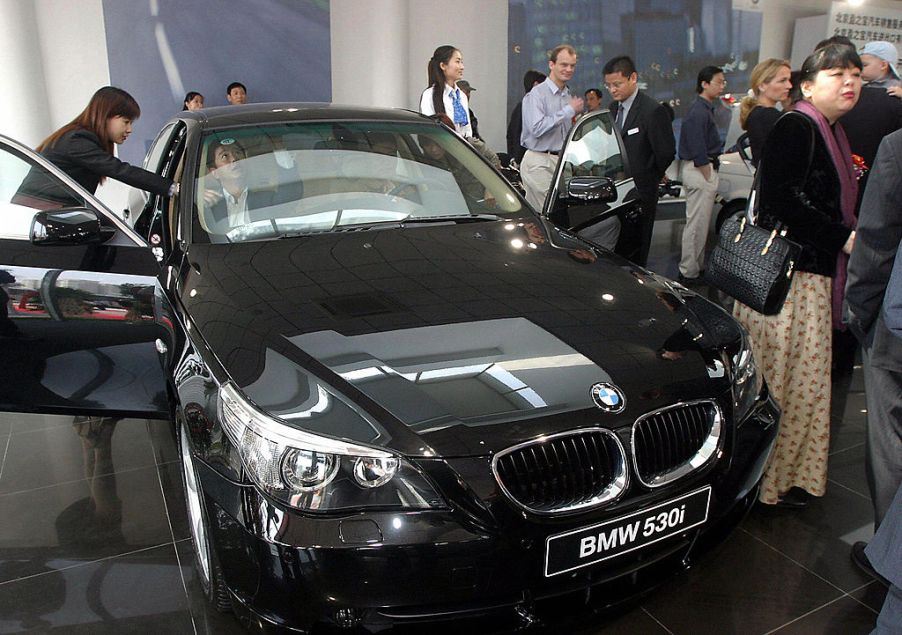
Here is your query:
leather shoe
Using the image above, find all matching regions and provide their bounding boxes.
[774,487,810,508]
[851,541,890,586]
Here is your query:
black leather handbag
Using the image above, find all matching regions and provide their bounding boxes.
[705,213,802,315]
[704,112,813,316]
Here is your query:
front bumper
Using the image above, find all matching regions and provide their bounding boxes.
[198,390,779,633]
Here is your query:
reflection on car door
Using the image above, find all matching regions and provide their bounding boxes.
[542,111,639,239]
[0,135,171,418]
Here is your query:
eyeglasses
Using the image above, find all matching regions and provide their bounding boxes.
[604,80,627,90]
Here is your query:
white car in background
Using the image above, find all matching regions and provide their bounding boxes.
[659,133,754,233]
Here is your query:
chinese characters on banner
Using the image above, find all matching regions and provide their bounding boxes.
[829,1,902,53]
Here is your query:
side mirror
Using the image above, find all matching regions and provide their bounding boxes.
[30,208,107,245]
[565,177,617,203]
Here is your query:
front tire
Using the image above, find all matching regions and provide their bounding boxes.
[179,421,232,613]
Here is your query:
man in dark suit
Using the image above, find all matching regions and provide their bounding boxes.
[603,55,676,266]
[844,128,902,579]
[203,139,303,234]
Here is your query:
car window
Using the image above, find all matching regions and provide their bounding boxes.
[143,122,179,172]
[191,122,524,243]
[0,145,85,240]
[558,113,627,185]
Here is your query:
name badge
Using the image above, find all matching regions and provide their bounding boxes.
[627,127,640,136]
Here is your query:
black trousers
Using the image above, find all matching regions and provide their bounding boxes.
[614,189,658,267]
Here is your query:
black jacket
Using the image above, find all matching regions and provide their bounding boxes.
[609,91,675,194]
[506,101,525,163]
[840,87,902,177]
[757,112,852,277]
[745,106,780,167]
[39,128,172,195]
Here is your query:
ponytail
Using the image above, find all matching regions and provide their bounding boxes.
[739,94,759,130]
[427,45,458,116]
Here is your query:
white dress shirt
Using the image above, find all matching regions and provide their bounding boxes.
[420,83,473,138]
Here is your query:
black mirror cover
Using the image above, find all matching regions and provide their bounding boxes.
[566,177,617,204]
[30,208,104,245]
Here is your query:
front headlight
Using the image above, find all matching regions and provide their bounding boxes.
[218,382,445,512]
[731,328,763,422]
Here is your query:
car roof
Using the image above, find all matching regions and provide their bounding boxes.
[176,102,433,128]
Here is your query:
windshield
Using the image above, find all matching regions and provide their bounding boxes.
[192,121,524,243]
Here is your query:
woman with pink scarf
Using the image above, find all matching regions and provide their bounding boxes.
[733,44,861,508]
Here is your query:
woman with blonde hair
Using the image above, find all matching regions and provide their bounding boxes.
[739,58,792,166]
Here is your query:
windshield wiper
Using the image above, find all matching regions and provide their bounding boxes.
[277,214,504,238]
[400,213,503,225]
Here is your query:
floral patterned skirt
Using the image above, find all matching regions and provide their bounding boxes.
[732,271,832,504]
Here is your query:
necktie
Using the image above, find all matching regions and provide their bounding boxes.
[615,105,625,130]
[451,89,469,126]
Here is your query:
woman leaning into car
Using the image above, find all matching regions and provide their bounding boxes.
[732,44,860,509]
[739,58,792,167]
[35,86,175,196]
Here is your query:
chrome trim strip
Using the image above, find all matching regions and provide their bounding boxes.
[491,428,629,515]
[630,399,723,489]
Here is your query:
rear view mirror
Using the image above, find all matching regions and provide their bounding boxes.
[566,177,617,203]
[31,208,106,245]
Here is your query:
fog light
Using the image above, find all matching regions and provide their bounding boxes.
[353,456,399,488]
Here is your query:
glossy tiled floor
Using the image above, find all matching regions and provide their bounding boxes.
[0,218,889,633]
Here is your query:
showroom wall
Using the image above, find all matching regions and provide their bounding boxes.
[331,0,509,152]
[4,0,902,213]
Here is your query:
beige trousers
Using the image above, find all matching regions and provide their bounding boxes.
[679,160,719,278]
[520,150,558,211]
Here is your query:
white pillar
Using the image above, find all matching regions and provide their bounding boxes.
[331,0,410,108]
[0,0,52,147]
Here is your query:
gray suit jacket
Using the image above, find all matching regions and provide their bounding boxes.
[885,241,902,340]
[845,128,902,371]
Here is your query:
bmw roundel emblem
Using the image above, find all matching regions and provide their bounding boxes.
[591,382,626,413]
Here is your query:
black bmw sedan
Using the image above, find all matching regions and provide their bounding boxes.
[0,104,778,633]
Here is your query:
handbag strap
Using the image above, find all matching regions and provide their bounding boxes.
[746,111,816,228]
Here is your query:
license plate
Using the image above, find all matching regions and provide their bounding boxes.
[544,486,711,577]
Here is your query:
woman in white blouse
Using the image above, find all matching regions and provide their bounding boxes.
[420,45,472,138]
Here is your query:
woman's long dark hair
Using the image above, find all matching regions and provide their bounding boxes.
[427,45,458,116]
[37,86,140,155]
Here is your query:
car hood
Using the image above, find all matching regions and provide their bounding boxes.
[180,219,737,457]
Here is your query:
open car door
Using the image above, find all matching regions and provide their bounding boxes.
[0,134,173,419]
[541,110,641,248]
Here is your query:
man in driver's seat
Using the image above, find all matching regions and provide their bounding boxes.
[204,138,303,230]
